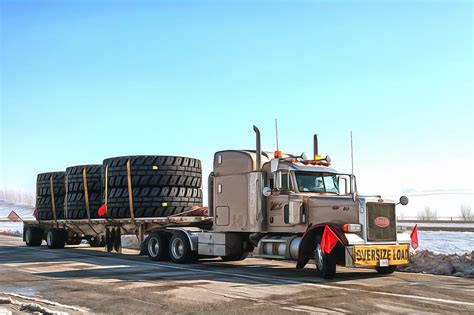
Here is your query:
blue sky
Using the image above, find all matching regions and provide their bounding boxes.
[1,0,472,209]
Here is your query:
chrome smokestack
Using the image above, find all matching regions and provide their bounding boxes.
[313,134,318,159]
[254,125,261,171]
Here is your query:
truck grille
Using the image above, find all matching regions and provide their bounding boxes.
[366,203,396,242]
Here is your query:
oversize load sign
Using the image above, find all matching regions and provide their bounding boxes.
[353,245,410,266]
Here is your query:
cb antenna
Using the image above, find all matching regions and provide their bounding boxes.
[350,131,354,175]
[275,118,279,152]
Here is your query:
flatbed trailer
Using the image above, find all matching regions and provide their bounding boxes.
[23,215,213,253]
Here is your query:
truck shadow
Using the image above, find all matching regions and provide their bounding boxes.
[0,244,386,285]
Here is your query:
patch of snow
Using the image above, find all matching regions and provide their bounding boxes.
[399,250,474,278]
[417,231,474,254]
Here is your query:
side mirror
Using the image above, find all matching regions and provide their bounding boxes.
[399,196,409,206]
[262,187,272,197]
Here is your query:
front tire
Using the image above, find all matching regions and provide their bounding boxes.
[169,232,197,264]
[46,229,66,249]
[376,266,396,275]
[314,235,336,279]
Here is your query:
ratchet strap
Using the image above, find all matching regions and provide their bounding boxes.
[65,172,69,220]
[82,167,91,220]
[50,175,57,223]
[126,159,135,223]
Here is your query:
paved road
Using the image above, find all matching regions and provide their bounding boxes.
[0,236,473,314]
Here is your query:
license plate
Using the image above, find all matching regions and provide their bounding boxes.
[352,245,410,266]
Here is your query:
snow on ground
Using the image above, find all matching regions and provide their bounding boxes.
[399,250,473,278]
[416,231,474,254]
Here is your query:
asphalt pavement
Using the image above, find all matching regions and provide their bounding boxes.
[0,235,473,314]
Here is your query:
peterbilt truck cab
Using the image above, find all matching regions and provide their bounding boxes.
[206,126,411,278]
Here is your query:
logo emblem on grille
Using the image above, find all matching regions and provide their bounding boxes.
[375,216,390,228]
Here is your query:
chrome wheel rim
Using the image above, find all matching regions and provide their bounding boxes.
[171,238,184,259]
[315,243,323,270]
[47,231,53,246]
[148,238,159,257]
[25,230,31,244]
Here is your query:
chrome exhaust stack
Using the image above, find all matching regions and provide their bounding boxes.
[313,134,318,159]
[253,125,261,171]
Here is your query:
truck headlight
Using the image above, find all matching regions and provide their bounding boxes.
[342,224,362,233]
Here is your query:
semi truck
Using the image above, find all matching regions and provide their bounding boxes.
[22,126,411,279]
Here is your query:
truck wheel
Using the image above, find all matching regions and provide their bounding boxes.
[67,238,82,245]
[106,228,114,252]
[169,232,197,264]
[221,251,249,262]
[147,233,170,261]
[25,227,43,246]
[90,235,105,247]
[314,236,336,279]
[46,229,66,249]
[113,228,121,252]
[375,266,396,275]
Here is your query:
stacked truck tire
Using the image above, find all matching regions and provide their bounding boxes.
[102,155,203,218]
[35,155,202,220]
[65,165,102,219]
[35,172,66,221]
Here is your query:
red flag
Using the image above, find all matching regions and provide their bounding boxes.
[321,225,339,254]
[7,211,22,222]
[98,204,107,217]
[410,224,419,249]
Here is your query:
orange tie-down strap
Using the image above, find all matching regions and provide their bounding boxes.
[49,175,57,222]
[82,167,91,220]
[126,159,135,222]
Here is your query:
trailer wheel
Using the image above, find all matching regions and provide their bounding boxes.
[314,235,336,279]
[220,251,249,262]
[90,235,105,247]
[106,228,114,252]
[147,233,170,261]
[46,229,66,249]
[25,227,43,246]
[67,238,82,245]
[169,232,197,264]
[375,266,396,275]
[113,228,121,252]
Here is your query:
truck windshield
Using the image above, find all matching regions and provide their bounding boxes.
[295,172,339,194]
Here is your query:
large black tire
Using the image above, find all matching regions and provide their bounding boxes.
[46,229,66,249]
[64,165,102,219]
[24,227,43,246]
[36,172,65,221]
[89,235,105,247]
[221,251,249,262]
[146,233,170,261]
[101,155,203,218]
[169,231,198,264]
[107,186,202,218]
[375,266,397,275]
[106,228,114,252]
[314,235,336,279]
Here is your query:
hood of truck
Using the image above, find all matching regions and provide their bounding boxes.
[305,195,359,225]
